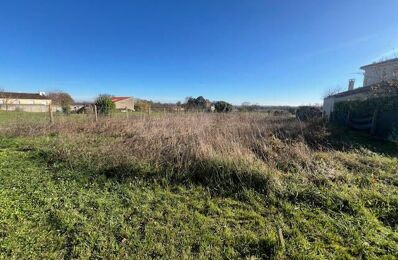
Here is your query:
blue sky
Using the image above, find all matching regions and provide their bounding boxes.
[0,0,397,105]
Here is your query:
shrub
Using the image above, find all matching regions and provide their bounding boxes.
[335,96,398,117]
[296,106,322,121]
[214,101,233,113]
[135,100,151,112]
[185,96,213,111]
[95,95,115,115]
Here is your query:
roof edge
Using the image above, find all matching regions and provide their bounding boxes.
[360,57,398,70]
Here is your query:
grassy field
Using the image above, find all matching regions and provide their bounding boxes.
[0,112,397,259]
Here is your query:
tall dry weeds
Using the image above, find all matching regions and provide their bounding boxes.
[1,113,330,194]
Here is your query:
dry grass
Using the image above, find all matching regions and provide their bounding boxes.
[1,112,397,258]
[2,113,328,193]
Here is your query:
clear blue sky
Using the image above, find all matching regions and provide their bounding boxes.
[1,0,397,105]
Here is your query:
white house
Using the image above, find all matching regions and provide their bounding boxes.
[361,58,398,86]
[0,92,52,112]
[323,58,398,119]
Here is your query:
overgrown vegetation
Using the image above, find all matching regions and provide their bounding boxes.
[214,101,233,112]
[0,112,397,258]
[48,91,74,114]
[95,94,115,115]
[295,106,322,121]
[335,95,398,116]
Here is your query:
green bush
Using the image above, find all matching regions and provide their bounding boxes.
[295,106,322,121]
[95,95,115,115]
[334,96,398,117]
[214,101,233,113]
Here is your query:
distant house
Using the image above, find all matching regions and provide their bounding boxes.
[323,58,398,119]
[111,97,135,111]
[0,92,52,112]
[71,103,89,113]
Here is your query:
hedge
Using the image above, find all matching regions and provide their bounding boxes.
[334,95,398,117]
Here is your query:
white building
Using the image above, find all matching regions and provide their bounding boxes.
[361,58,398,86]
[323,58,398,119]
[0,92,52,112]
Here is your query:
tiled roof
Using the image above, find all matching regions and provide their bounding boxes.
[111,97,131,102]
[0,92,50,100]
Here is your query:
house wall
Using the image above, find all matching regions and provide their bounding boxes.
[0,98,52,112]
[323,92,370,119]
[363,60,398,86]
[114,98,134,111]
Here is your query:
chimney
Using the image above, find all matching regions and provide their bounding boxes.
[348,79,355,91]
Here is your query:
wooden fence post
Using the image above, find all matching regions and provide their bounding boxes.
[94,105,98,122]
[49,104,54,124]
[277,226,285,250]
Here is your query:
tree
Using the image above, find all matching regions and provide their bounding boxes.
[214,101,233,113]
[323,86,342,98]
[185,96,212,111]
[0,89,17,111]
[135,100,151,112]
[48,91,74,114]
[95,95,115,115]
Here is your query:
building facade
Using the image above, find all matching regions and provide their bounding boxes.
[323,86,375,119]
[361,58,398,86]
[111,97,135,111]
[0,92,52,112]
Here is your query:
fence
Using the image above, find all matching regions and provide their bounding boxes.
[0,104,191,126]
[332,109,398,140]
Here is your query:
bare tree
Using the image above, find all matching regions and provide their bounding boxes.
[48,91,74,114]
[0,89,14,111]
[323,86,342,98]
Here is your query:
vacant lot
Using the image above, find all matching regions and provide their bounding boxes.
[0,112,397,258]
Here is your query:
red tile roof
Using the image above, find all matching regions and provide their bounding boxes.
[111,97,131,102]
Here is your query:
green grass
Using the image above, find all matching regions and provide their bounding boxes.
[0,111,48,124]
[1,137,397,259]
[0,138,280,259]
[0,112,397,258]
[0,110,178,125]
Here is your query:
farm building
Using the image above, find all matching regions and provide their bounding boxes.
[111,97,135,111]
[0,92,52,112]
